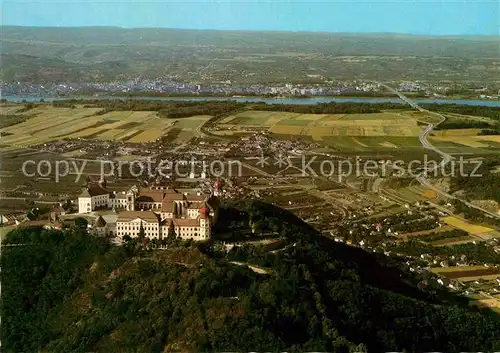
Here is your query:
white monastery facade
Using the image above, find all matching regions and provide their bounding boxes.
[79,176,219,241]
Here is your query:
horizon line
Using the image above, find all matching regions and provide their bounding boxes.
[2,25,499,38]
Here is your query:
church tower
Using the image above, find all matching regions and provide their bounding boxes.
[199,205,211,239]
[126,189,135,211]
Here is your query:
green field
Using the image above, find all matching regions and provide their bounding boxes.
[339,112,405,120]
[219,111,424,144]
[276,119,312,126]
[0,106,211,147]
[320,136,423,151]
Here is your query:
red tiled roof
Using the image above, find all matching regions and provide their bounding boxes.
[200,204,209,219]
[173,218,200,227]
[117,211,160,223]
[162,193,185,202]
[186,195,206,202]
[80,185,109,197]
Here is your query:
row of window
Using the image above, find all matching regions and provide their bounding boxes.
[117,223,202,231]
[116,231,208,239]
[117,225,158,231]
[137,203,162,209]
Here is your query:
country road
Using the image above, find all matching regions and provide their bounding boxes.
[375,81,500,220]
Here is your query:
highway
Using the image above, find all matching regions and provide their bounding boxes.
[375,81,500,220]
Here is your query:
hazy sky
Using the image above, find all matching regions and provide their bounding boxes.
[2,0,498,35]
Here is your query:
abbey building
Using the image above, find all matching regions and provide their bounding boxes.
[78,176,219,241]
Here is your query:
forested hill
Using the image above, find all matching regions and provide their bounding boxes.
[2,26,499,83]
[2,201,500,352]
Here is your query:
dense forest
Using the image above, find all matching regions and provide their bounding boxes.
[436,120,494,130]
[53,99,247,118]
[2,201,499,352]
[51,99,405,115]
[421,104,500,122]
[478,128,500,135]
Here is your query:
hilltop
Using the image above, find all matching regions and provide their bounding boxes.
[2,200,499,352]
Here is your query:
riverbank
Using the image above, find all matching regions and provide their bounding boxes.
[31,91,498,101]
[3,95,499,107]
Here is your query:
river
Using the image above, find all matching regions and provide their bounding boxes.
[2,96,499,106]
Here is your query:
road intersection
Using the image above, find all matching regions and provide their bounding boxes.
[375,81,500,220]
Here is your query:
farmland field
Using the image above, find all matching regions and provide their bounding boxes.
[421,189,438,199]
[427,236,474,246]
[432,266,500,282]
[437,268,500,281]
[270,125,307,135]
[318,136,424,153]
[433,129,482,136]
[441,216,494,236]
[224,111,282,126]
[276,119,312,126]
[218,110,424,144]
[431,136,495,148]
[1,104,25,115]
[470,299,500,314]
[338,112,404,120]
[0,106,211,147]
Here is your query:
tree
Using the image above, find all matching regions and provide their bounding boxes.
[138,221,145,241]
[74,217,88,229]
[352,343,368,353]
[167,222,177,243]
[151,238,159,248]
[26,207,40,221]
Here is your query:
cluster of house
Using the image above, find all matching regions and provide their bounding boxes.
[77,176,219,241]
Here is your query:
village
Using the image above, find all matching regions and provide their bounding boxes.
[1,101,500,315]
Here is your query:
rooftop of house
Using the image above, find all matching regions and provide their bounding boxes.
[174,218,202,227]
[79,185,110,198]
[110,191,128,200]
[117,210,161,223]
[94,216,107,228]
[17,220,62,228]
[161,218,201,227]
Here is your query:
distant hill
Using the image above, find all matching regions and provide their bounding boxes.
[2,200,499,352]
[1,26,499,84]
